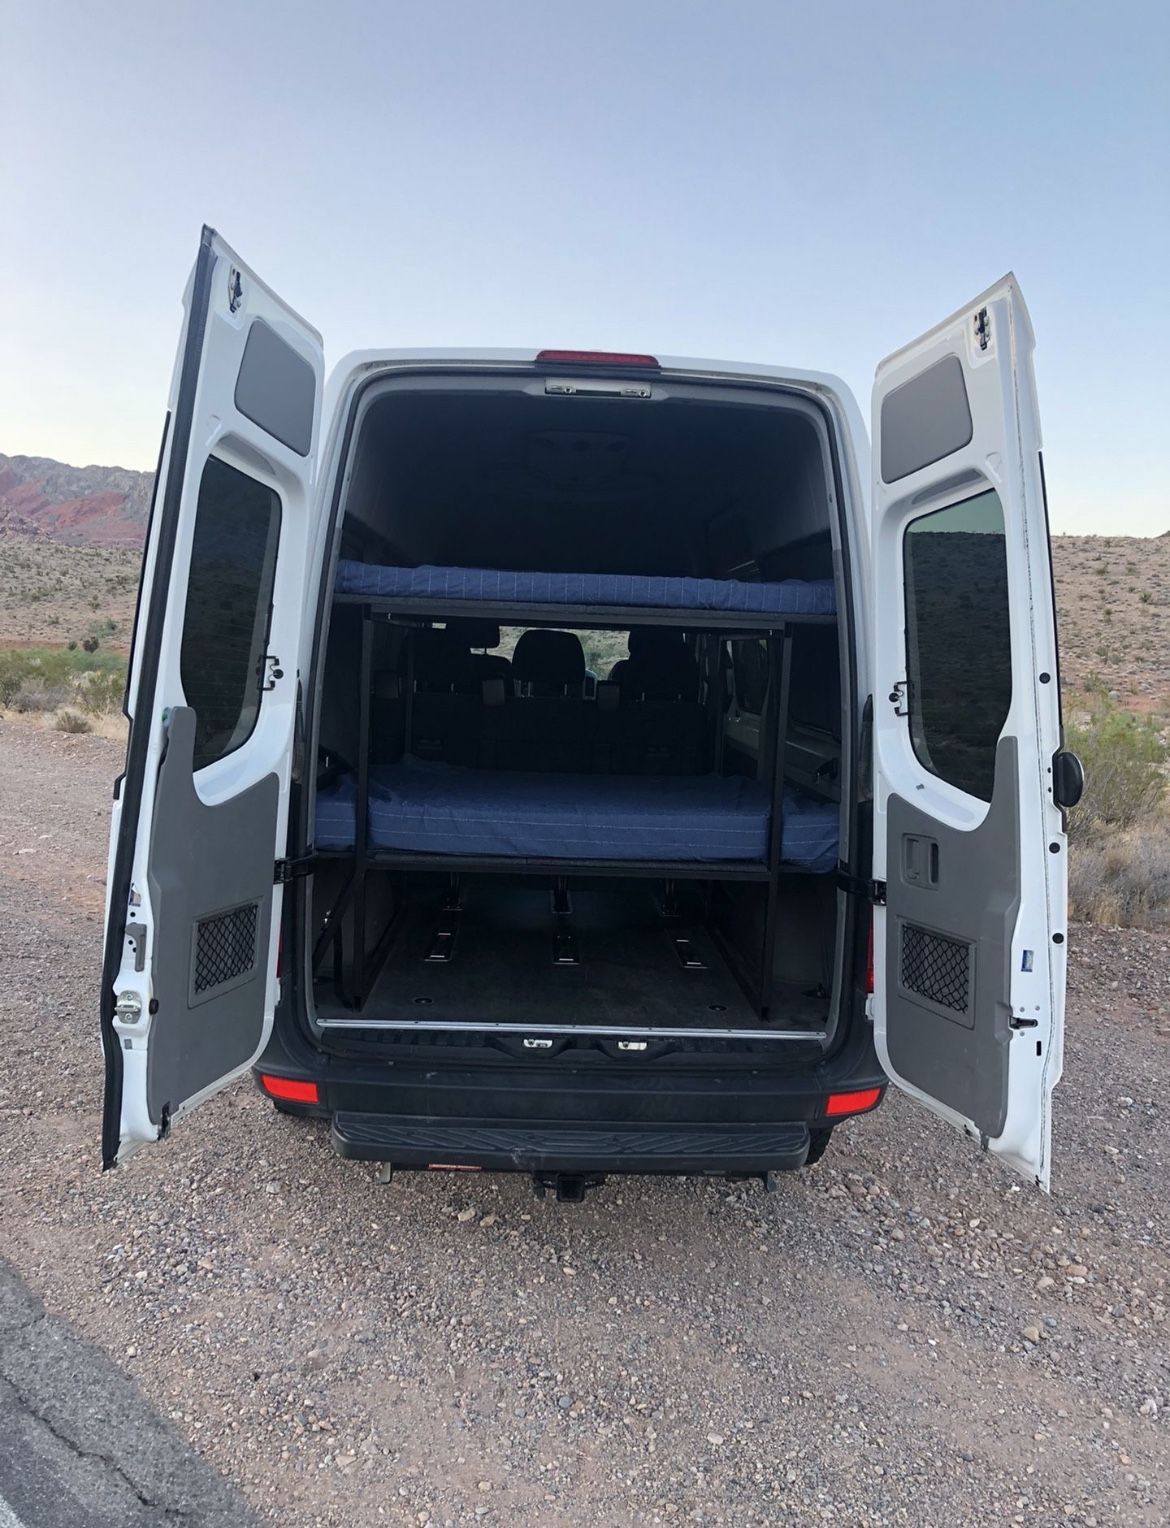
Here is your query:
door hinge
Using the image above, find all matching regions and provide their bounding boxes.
[837,871,886,905]
[274,855,315,885]
[974,307,991,351]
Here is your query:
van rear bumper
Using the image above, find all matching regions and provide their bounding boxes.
[331,1113,813,1174]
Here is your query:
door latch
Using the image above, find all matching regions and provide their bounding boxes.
[259,654,284,691]
[888,680,908,716]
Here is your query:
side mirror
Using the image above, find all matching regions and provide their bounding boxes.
[1052,749,1085,811]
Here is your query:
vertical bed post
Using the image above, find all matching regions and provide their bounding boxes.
[759,623,793,1019]
[711,634,726,776]
[351,605,374,1006]
[403,625,416,758]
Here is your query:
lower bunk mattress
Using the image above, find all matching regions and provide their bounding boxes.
[315,758,839,872]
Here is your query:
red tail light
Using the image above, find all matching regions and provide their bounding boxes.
[866,914,875,995]
[258,1074,319,1105]
[536,349,659,367]
[825,1086,883,1118]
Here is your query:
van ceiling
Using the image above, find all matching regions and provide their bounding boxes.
[342,384,831,580]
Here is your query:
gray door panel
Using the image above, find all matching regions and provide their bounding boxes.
[145,707,279,1126]
[884,737,1021,1137]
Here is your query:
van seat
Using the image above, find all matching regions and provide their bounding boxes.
[409,627,481,763]
[615,627,700,701]
[489,629,589,771]
[445,617,512,686]
[413,626,476,694]
[513,629,585,697]
[606,630,706,775]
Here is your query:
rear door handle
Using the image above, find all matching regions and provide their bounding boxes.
[902,834,940,887]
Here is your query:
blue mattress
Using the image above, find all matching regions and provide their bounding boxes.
[315,759,839,871]
[334,559,836,618]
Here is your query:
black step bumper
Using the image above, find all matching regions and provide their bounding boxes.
[331,1113,812,1174]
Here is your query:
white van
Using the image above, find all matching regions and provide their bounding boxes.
[100,227,1083,1200]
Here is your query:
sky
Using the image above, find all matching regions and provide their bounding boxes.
[2,0,1166,534]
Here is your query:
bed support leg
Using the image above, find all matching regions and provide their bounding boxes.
[551,876,578,965]
[759,626,793,1020]
[350,607,374,1007]
[425,876,463,963]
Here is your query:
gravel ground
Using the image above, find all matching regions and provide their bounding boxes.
[0,717,1167,1526]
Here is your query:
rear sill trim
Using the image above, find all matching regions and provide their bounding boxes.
[333,1114,812,1173]
[318,1018,826,1041]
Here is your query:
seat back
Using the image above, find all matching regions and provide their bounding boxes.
[610,629,708,774]
[445,617,513,687]
[497,629,591,771]
[409,627,481,763]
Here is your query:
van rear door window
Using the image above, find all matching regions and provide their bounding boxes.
[179,456,282,772]
[902,488,1012,801]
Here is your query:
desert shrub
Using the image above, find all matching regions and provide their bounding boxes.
[1065,698,1167,837]
[1,646,129,712]
[81,635,100,653]
[0,652,30,706]
[80,669,125,715]
[11,680,72,713]
[54,709,93,735]
[1069,821,1170,929]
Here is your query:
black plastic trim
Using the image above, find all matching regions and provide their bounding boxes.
[332,1115,812,1173]
[100,225,218,1170]
[121,414,171,719]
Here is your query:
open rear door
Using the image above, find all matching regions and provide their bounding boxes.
[101,227,323,1167]
[871,275,1073,1189]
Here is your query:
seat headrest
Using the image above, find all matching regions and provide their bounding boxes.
[627,626,687,657]
[413,626,473,687]
[512,629,585,688]
[622,628,699,701]
[444,617,501,650]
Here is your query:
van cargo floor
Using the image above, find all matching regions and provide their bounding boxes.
[313,880,829,1033]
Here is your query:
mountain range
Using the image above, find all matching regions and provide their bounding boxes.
[0,452,153,548]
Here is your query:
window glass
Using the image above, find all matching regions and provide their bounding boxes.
[498,627,625,679]
[180,457,281,772]
[903,488,1012,801]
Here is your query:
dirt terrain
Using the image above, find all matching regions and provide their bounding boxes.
[0,538,140,649]
[0,718,1167,1526]
[1050,535,1170,716]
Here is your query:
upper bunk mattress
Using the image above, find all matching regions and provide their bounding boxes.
[334,559,837,617]
[315,758,839,871]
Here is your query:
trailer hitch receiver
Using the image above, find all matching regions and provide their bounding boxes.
[532,1172,607,1203]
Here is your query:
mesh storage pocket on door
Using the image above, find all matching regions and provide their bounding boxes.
[899,922,971,1017]
[192,901,260,1001]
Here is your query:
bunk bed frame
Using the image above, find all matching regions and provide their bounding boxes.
[313,586,835,1028]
